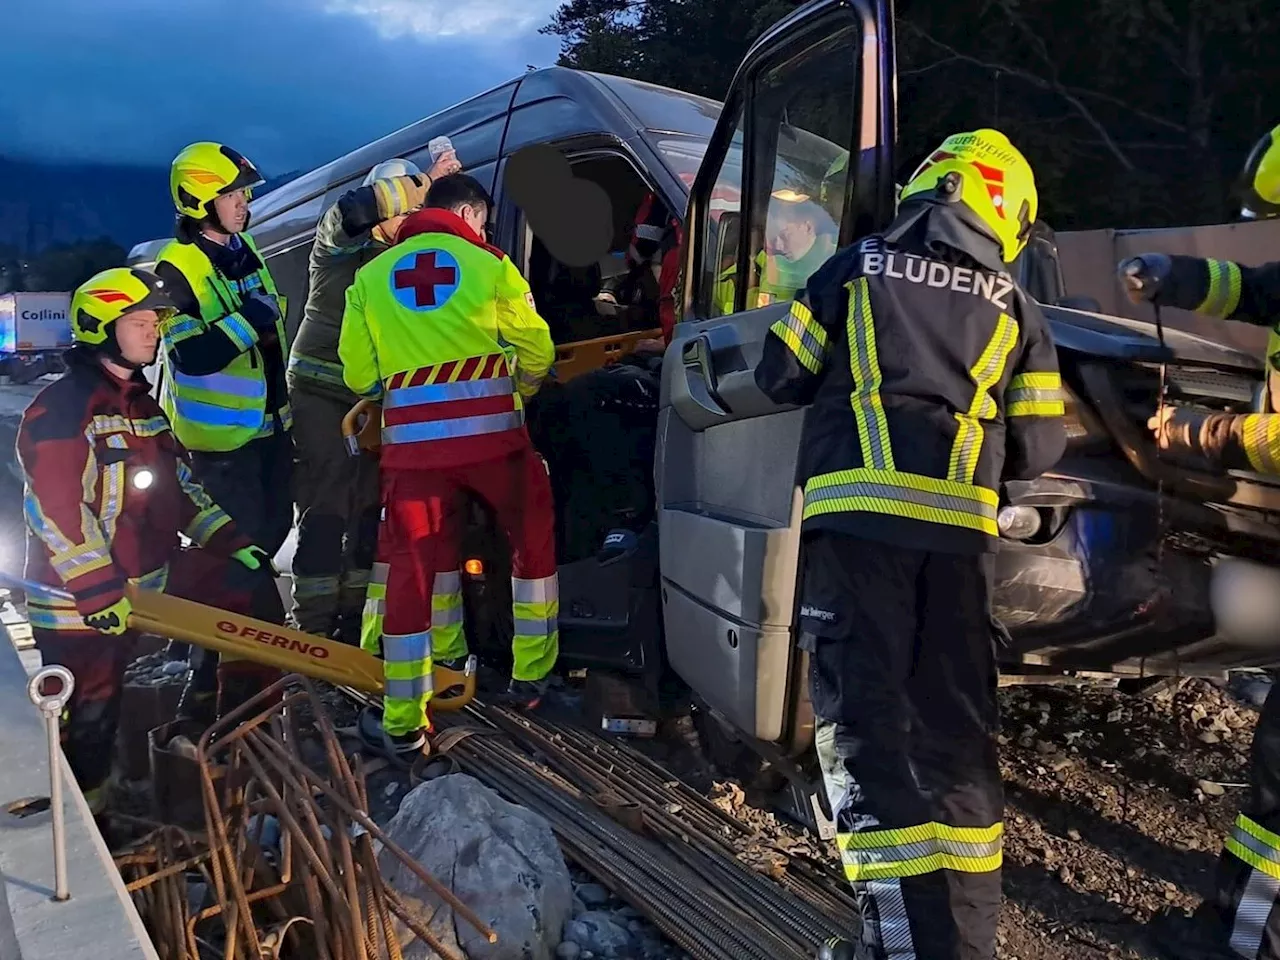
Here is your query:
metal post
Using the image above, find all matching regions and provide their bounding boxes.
[27,665,75,902]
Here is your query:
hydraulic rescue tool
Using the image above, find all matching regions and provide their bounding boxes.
[0,575,476,709]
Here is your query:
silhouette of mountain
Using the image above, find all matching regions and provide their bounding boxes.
[0,156,304,255]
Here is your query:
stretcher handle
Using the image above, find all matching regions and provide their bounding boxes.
[341,399,382,457]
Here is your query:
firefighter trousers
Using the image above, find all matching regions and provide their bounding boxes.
[289,386,380,638]
[364,445,559,737]
[1215,672,1280,959]
[800,532,1003,960]
[29,547,267,810]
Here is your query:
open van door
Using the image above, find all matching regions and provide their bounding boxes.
[657,0,896,749]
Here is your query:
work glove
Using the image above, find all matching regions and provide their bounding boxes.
[84,596,132,636]
[1118,253,1173,304]
[238,292,281,335]
[232,545,276,576]
[1148,406,1218,466]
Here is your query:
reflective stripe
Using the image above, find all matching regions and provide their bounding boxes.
[172,369,267,400]
[173,397,266,430]
[634,224,666,241]
[1230,868,1280,958]
[220,313,257,352]
[288,354,348,389]
[341,568,370,592]
[381,411,523,445]
[1228,814,1280,882]
[432,570,467,661]
[360,562,390,655]
[1007,371,1065,418]
[435,570,461,593]
[845,278,895,471]
[385,676,432,701]
[1200,259,1244,318]
[837,822,1003,881]
[186,506,233,546]
[950,312,1019,484]
[383,629,431,665]
[384,376,514,409]
[293,575,340,600]
[804,468,999,536]
[513,576,558,604]
[770,300,828,374]
[1242,415,1280,475]
[514,615,559,637]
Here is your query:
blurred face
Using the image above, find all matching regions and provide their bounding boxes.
[115,310,161,366]
[771,213,817,261]
[212,188,250,233]
[456,202,489,240]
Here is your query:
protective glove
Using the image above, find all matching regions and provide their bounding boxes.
[84,596,132,636]
[232,545,276,576]
[1148,406,1217,465]
[1118,253,1173,304]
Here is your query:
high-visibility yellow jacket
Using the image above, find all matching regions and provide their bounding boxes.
[154,231,291,453]
[339,209,555,469]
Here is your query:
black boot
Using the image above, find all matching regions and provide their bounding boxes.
[215,665,281,721]
[175,649,217,725]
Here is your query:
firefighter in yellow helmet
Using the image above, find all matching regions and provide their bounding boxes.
[755,129,1066,960]
[151,141,290,717]
[15,268,269,814]
[1121,123,1280,960]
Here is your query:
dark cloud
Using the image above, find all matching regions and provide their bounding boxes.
[1,0,559,174]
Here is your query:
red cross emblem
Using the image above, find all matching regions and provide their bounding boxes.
[393,252,458,308]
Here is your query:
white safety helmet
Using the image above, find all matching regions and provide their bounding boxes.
[363,158,421,186]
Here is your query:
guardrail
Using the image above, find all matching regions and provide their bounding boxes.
[0,622,159,960]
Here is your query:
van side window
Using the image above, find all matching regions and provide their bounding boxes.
[744,28,860,310]
[691,113,746,320]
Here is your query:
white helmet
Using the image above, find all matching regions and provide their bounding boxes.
[363,158,421,186]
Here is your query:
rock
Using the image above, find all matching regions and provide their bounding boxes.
[576,883,610,908]
[564,911,636,959]
[379,774,573,960]
[557,943,582,960]
[161,659,189,677]
[1066,828,1081,842]
[1197,779,1226,798]
[1198,731,1220,744]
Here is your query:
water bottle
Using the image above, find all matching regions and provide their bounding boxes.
[429,136,454,163]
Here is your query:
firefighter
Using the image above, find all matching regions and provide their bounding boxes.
[288,150,461,644]
[755,129,1067,960]
[16,267,273,813]
[339,172,558,759]
[151,141,290,716]
[1119,126,1280,959]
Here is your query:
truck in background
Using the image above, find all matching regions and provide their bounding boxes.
[0,292,72,384]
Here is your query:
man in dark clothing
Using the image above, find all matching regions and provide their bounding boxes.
[17,267,272,813]
[755,129,1066,960]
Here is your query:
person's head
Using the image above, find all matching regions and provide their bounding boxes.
[364,158,423,242]
[424,173,492,240]
[769,195,833,261]
[1238,124,1280,220]
[897,128,1037,264]
[71,267,174,371]
[170,142,263,238]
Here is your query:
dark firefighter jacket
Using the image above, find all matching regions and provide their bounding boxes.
[755,224,1068,555]
[16,346,251,626]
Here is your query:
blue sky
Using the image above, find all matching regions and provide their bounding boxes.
[2,0,563,175]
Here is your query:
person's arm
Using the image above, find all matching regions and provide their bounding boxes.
[154,259,277,376]
[753,250,847,406]
[1121,254,1280,325]
[339,277,383,400]
[169,437,252,554]
[1151,407,1280,475]
[15,386,126,617]
[494,257,555,399]
[1003,295,1068,481]
[318,175,432,257]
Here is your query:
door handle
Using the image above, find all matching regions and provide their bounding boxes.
[681,334,730,416]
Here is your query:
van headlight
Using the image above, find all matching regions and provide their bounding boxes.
[997,505,1042,541]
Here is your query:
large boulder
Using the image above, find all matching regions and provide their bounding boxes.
[379,773,574,960]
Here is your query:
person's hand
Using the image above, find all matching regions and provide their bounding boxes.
[239,292,281,333]
[427,150,462,182]
[232,545,276,576]
[84,596,131,635]
[1118,254,1172,305]
[1148,406,1208,456]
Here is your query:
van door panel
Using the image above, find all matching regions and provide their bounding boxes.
[657,0,893,745]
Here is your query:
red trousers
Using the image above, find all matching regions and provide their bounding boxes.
[371,444,559,735]
[31,547,274,794]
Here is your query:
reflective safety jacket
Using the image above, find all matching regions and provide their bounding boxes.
[16,346,251,631]
[289,174,429,401]
[154,231,291,453]
[339,208,556,470]
[755,231,1068,554]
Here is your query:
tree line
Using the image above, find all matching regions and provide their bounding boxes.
[542,0,1279,231]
